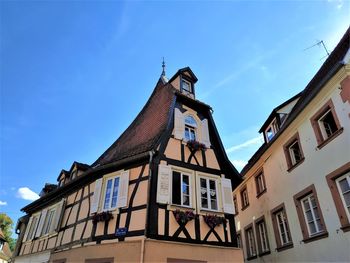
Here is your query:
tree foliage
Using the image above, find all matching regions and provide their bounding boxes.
[0,213,16,251]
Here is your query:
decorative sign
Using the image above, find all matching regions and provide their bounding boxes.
[115,227,128,237]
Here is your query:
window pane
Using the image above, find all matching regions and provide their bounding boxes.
[172,172,181,205]
[339,178,350,193]
[104,179,113,210]
[200,178,208,208]
[182,174,190,206]
[185,127,190,141]
[303,199,310,211]
[343,192,350,206]
[111,178,119,208]
[190,129,196,141]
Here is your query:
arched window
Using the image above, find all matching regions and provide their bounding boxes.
[184,115,197,141]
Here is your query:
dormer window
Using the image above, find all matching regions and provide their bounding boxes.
[184,115,197,141]
[265,119,279,142]
[182,79,192,93]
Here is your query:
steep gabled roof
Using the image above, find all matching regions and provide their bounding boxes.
[241,27,350,175]
[93,79,176,166]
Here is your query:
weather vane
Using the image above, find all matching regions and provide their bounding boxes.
[161,57,166,77]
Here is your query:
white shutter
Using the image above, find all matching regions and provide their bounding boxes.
[22,216,33,242]
[90,178,103,214]
[117,170,130,208]
[35,209,47,237]
[156,164,171,204]
[174,108,184,140]
[201,118,211,148]
[221,177,235,214]
[51,199,66,232]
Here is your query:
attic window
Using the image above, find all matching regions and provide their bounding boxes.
[182,79,192,93]
[265,119,279,142]
[184,115,197,141]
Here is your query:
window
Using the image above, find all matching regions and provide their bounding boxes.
[27,214,40,240]
[271,203,293,251]
[255,216,270,255]
[184,115,197,141]
[236,231,242,248]
[311,99,342,148]
[294,185,328,242]
[240,187,249,210]
[336,173,350,219]
[172,171,191,207]
[283,132,304,171]
[244,224,257,259]
[265,119,279,142]
[182,79,192,93]
[0,240,4,251]
[326,163,350,232]
[199,177,218,211]
[103,176,120,211]
[255,171,266,197]
[233,195,238,215]
[42,208,56,235]
[71,170,77,180]
[90,170,129,214]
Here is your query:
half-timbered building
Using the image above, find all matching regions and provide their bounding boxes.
[13,67,243,262]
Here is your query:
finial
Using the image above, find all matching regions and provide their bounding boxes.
[161,57,166,77]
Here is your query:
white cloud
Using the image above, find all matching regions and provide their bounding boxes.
[226,136,263,153]
[327,0,344,9]
[0,200,7,206]
[231,160,248,171]
[16,187,40,201]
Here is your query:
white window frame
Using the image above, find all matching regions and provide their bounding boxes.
[170,171,193,208]
[336,172,350,221]
[42,207,56,236]
[184,115,197,142]
[102,176,120,211]
[246,227,257,257]
[257,221,269,253]
[241,188,249,208]
[265,119,279,142]
[256,173,266,194]
[288,140,302,165]
[276,210,291,245]
[300,194,323,236]
[318,109,337,140]
[198,176,219,212]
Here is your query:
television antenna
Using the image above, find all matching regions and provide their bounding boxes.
[304,40,330,59]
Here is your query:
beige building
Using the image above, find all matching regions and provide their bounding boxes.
[233,29,350,262]
[13,67,243,262]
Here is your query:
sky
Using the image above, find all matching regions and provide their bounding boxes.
[0,0,349,235]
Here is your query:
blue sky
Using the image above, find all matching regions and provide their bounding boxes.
[0,0,349,234]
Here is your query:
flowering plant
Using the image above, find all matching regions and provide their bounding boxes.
[173,209,196,225]
[203,214,226,229]
[187,140,206,152]
[92,211,113,224]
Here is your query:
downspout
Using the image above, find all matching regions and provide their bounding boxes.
[141,150,154,263]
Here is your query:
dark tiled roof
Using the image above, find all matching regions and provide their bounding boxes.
[93,79,176,166]
[242,27,350,175]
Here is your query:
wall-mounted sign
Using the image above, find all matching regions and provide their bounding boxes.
[115,227,128,237]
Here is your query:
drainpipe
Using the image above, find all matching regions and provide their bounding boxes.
[142,150,154,263]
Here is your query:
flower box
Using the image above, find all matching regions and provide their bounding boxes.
[92,211,114,224]
[203,214,226,229]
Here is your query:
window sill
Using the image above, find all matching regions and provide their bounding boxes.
[340,224,350,232]
[241,204,250,211]
[287,157,305,173]
[167,204,195,212]
[302,231,328,243]
[246,255,257,261]
[199,208,223,216]
[256,189,267,199]
[317,127,343,150]
[258,250,271,257]
[276,242,293,252]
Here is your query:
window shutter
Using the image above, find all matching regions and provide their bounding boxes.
[35,209,47,237]
[157,164,171,204]
[117,170,130,208]
[221,177,235,214]
[201,118,211,148]
[23,216,33,242]
[174,108,184,140]
[90,178,103,214]
[51,199,66,232]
